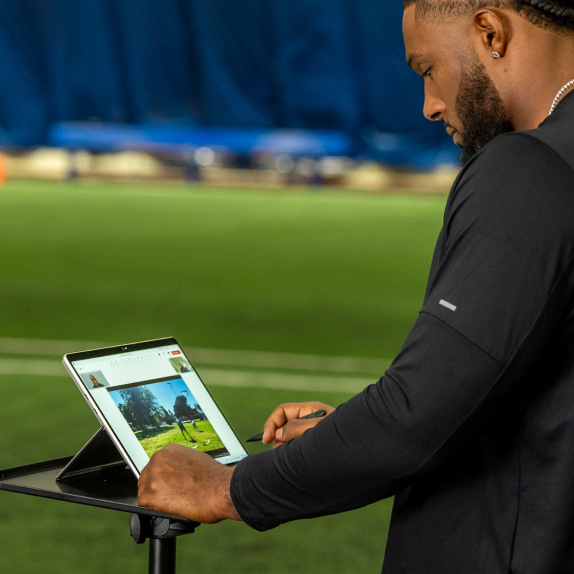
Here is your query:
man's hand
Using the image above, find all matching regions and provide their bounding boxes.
[262,401,335,447]
[138,443,242,523]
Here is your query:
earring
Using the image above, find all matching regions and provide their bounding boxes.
[492,51,501,58]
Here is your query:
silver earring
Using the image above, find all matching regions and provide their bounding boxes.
[492,51,501,58]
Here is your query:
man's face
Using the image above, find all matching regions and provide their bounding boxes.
[403,6,514,165]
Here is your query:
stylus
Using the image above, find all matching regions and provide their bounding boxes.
[246,409,328,442]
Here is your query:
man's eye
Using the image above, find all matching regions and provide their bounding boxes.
[423,69,431,78]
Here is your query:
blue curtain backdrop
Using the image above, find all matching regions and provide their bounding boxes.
[0,0,457,166]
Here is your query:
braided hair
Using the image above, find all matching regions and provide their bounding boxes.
[403,0,574,32]
[515,0,574,31]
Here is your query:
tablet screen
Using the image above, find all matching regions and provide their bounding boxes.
[67,340,248,474]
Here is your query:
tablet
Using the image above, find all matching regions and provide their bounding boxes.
[63,337,248,478]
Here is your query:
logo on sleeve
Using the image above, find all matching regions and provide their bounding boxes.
[439,299,457,312]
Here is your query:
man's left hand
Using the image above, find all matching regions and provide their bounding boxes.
[138,443,242,523]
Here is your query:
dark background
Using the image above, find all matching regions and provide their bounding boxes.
[0,0,456,166]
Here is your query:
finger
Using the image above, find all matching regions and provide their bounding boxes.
[138,448,177,507]
[262,402,335,444]
[262,403,297,444]
[162,441,190,454]
[276,418,321,443]
[139,462,149,484]
[138,468,156,508]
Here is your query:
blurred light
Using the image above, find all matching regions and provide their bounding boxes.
[274,154,294,173]
[319,157,350,176]
[194,147,216,167]
[296,158,316,178]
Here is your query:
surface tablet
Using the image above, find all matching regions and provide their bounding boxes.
[63,337,248,478]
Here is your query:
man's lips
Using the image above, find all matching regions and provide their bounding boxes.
[445,125,463,148]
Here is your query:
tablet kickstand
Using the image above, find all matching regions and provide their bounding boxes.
[56,427,127,481]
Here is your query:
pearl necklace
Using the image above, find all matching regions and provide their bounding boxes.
[549,78,574,115]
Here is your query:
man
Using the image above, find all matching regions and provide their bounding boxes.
[89,374,104,388]
[175,418,196,443]
[178,360,191,373]
[139,2,574,571]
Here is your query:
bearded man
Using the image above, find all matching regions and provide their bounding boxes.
[139,2,574,572]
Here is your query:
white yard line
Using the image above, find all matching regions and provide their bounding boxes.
[0,358,374,394]
[0,358,66,377]
[200,368,374,394]
[186,348,389,375]
[0,337,391,375]
[0,337,107,357]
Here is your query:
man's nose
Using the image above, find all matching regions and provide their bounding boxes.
[423,84,446,122]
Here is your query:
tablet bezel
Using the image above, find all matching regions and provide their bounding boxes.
[63,337,248,479]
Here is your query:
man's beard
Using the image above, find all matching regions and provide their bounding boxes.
[455,54,514,166]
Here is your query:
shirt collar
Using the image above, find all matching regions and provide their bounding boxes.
[538,88,574,128]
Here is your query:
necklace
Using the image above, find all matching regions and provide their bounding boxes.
[549,78,574,115]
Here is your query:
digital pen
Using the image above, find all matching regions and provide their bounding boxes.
[246,409,327,442]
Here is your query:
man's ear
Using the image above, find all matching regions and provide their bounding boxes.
[474,9,511,57]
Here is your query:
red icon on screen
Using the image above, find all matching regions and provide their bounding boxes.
[171,350,181,355]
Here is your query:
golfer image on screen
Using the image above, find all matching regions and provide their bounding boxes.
[176,418,195,443]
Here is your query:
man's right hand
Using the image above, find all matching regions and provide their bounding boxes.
[262,401,335,447]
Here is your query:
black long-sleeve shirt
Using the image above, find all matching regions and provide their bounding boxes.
[230,91,574,573]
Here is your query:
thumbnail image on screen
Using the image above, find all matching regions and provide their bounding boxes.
[81,371,110,389]
[169,357,193,374]
[108,376,230,459]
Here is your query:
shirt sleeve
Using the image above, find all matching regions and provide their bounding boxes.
[230,133,574,532]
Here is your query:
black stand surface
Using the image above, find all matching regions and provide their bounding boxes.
[0,428,199,574]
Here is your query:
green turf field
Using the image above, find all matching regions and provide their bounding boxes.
[136,420,225,456]
[0,180,447,573]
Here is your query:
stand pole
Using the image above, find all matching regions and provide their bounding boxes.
[149,538,176,574]
[130,513,196,574]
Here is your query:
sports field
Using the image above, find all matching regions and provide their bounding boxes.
[0,180,447,574]
[135,420,225,456]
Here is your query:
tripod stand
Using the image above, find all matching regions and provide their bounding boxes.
[0,428,199,574]
[130,512,196,574]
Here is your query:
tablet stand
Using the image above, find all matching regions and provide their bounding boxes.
[0,428,199,574]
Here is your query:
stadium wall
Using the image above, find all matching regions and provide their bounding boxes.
[0,0,457,167]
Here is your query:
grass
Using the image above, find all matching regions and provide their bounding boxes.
[135,420,225,456]
[0,180,447,574]
[0,180,445,358]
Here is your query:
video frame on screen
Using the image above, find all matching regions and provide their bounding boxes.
[108,377,229,459]
[169,356,193,374]
[81,371,110,389]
